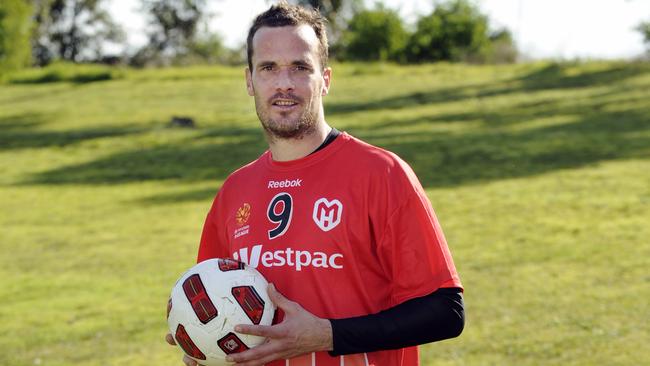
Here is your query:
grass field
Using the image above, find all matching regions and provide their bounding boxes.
[1,61,649,366]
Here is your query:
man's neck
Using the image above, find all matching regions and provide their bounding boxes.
[267,121,332,162]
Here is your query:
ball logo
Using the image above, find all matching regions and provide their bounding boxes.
[217,332,249,354]
[312,198,343,232]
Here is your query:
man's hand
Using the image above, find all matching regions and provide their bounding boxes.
[226,283,333,366]
[165,332,199,366]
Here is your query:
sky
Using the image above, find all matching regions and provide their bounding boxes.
[108,0,650,60]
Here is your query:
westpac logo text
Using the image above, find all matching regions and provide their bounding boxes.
[233,244,343,271]
[268,179,302,189]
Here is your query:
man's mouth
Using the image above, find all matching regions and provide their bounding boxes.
[272,99,298,107]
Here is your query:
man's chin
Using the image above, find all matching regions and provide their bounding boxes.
[263,121,315,140]
[265,127,305,140]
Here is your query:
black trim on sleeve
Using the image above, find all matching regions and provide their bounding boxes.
[328,287,464,356]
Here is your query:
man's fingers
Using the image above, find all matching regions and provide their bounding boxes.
[165,333,176,345]
[268,283,296,313]
[183,355,198,366]
[235,323,284,338]
[226,340,282,364]
[232,352,281,366]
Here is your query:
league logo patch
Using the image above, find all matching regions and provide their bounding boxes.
[236,203,251,226]
[312,198,343,232]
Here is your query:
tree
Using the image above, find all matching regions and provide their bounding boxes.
[132,0,208,66]
[31,0,124,65]
[341,7,407,62]
[637,20,650,53]
[293,0,363,47]
[405,0,491,63]
[0,0,32,72]
[487,28,517,63]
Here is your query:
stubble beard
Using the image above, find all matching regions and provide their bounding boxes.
[255,95,319,141]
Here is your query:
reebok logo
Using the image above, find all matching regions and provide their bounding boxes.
[268,179,302,189]
[233,244,343,271]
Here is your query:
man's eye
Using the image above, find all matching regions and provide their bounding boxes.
[293,65,309,72]
[261,65,274,71]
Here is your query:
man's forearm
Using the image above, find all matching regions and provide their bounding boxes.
[329,288,464,356]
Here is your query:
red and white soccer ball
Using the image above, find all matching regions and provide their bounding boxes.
[167,258,276,366]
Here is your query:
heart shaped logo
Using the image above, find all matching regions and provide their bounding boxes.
[312,198,343,232]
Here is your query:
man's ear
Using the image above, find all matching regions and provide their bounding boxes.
[245,68,254,96]
[321,67,332,96]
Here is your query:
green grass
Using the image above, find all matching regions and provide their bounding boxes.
[1,61,649,366]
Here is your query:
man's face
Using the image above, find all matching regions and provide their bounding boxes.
[246,25,331,140]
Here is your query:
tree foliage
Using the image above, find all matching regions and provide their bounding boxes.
[637,21,650,51]
[292,0,363,45]
[132,0,210,66]
[31,0,124,65]
[341,7,407,62]
[487,28,517,63]
[335,0,516,64]
[0,0,32,72]
[405,0,491,63]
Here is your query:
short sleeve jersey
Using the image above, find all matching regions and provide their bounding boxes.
[198,132,462,366]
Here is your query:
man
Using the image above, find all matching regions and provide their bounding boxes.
[166,2,464,365]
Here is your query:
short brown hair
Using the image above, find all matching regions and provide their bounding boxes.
[246,1,329,71]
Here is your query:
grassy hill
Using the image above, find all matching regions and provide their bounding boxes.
[1,61,648,365]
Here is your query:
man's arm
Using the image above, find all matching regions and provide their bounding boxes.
[228,286,464,365]
[330,287,464,355]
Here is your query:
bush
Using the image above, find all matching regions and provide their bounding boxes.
[128,33,243,67]
[405,0,491,63]
[0,0,32,74]
[341,7,408,62]
[487,28,517,63]
[7,62,122,84]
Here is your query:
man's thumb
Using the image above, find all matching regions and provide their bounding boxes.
[268,283,292,311]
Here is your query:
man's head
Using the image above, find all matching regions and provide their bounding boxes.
[246,2,329,72]
[245,2,332,141]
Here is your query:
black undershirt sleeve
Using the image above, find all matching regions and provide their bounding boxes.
[328,287,464,356]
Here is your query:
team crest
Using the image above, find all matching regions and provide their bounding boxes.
[312,198,343,232]
[236,203,251,226]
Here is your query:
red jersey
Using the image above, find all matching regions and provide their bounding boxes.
[198,132,462,366]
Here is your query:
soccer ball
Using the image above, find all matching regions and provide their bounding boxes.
[167,258,276,366]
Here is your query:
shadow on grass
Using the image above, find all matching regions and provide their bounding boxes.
[517,62,646,90]
[325,62,648,115]
[9,71,114,84]
[8,64,120,85]
[357,86,649,131]
[351,107,650,188]
[326,87,471,114]
[24,106,649,199]
[0,113,144,150]
[136,187,221,205]
[24,125,266,186]
[0,113,45,131]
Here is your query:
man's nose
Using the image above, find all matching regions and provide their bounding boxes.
[275,68,294,91]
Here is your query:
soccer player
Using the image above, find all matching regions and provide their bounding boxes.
[166,2,464,365]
